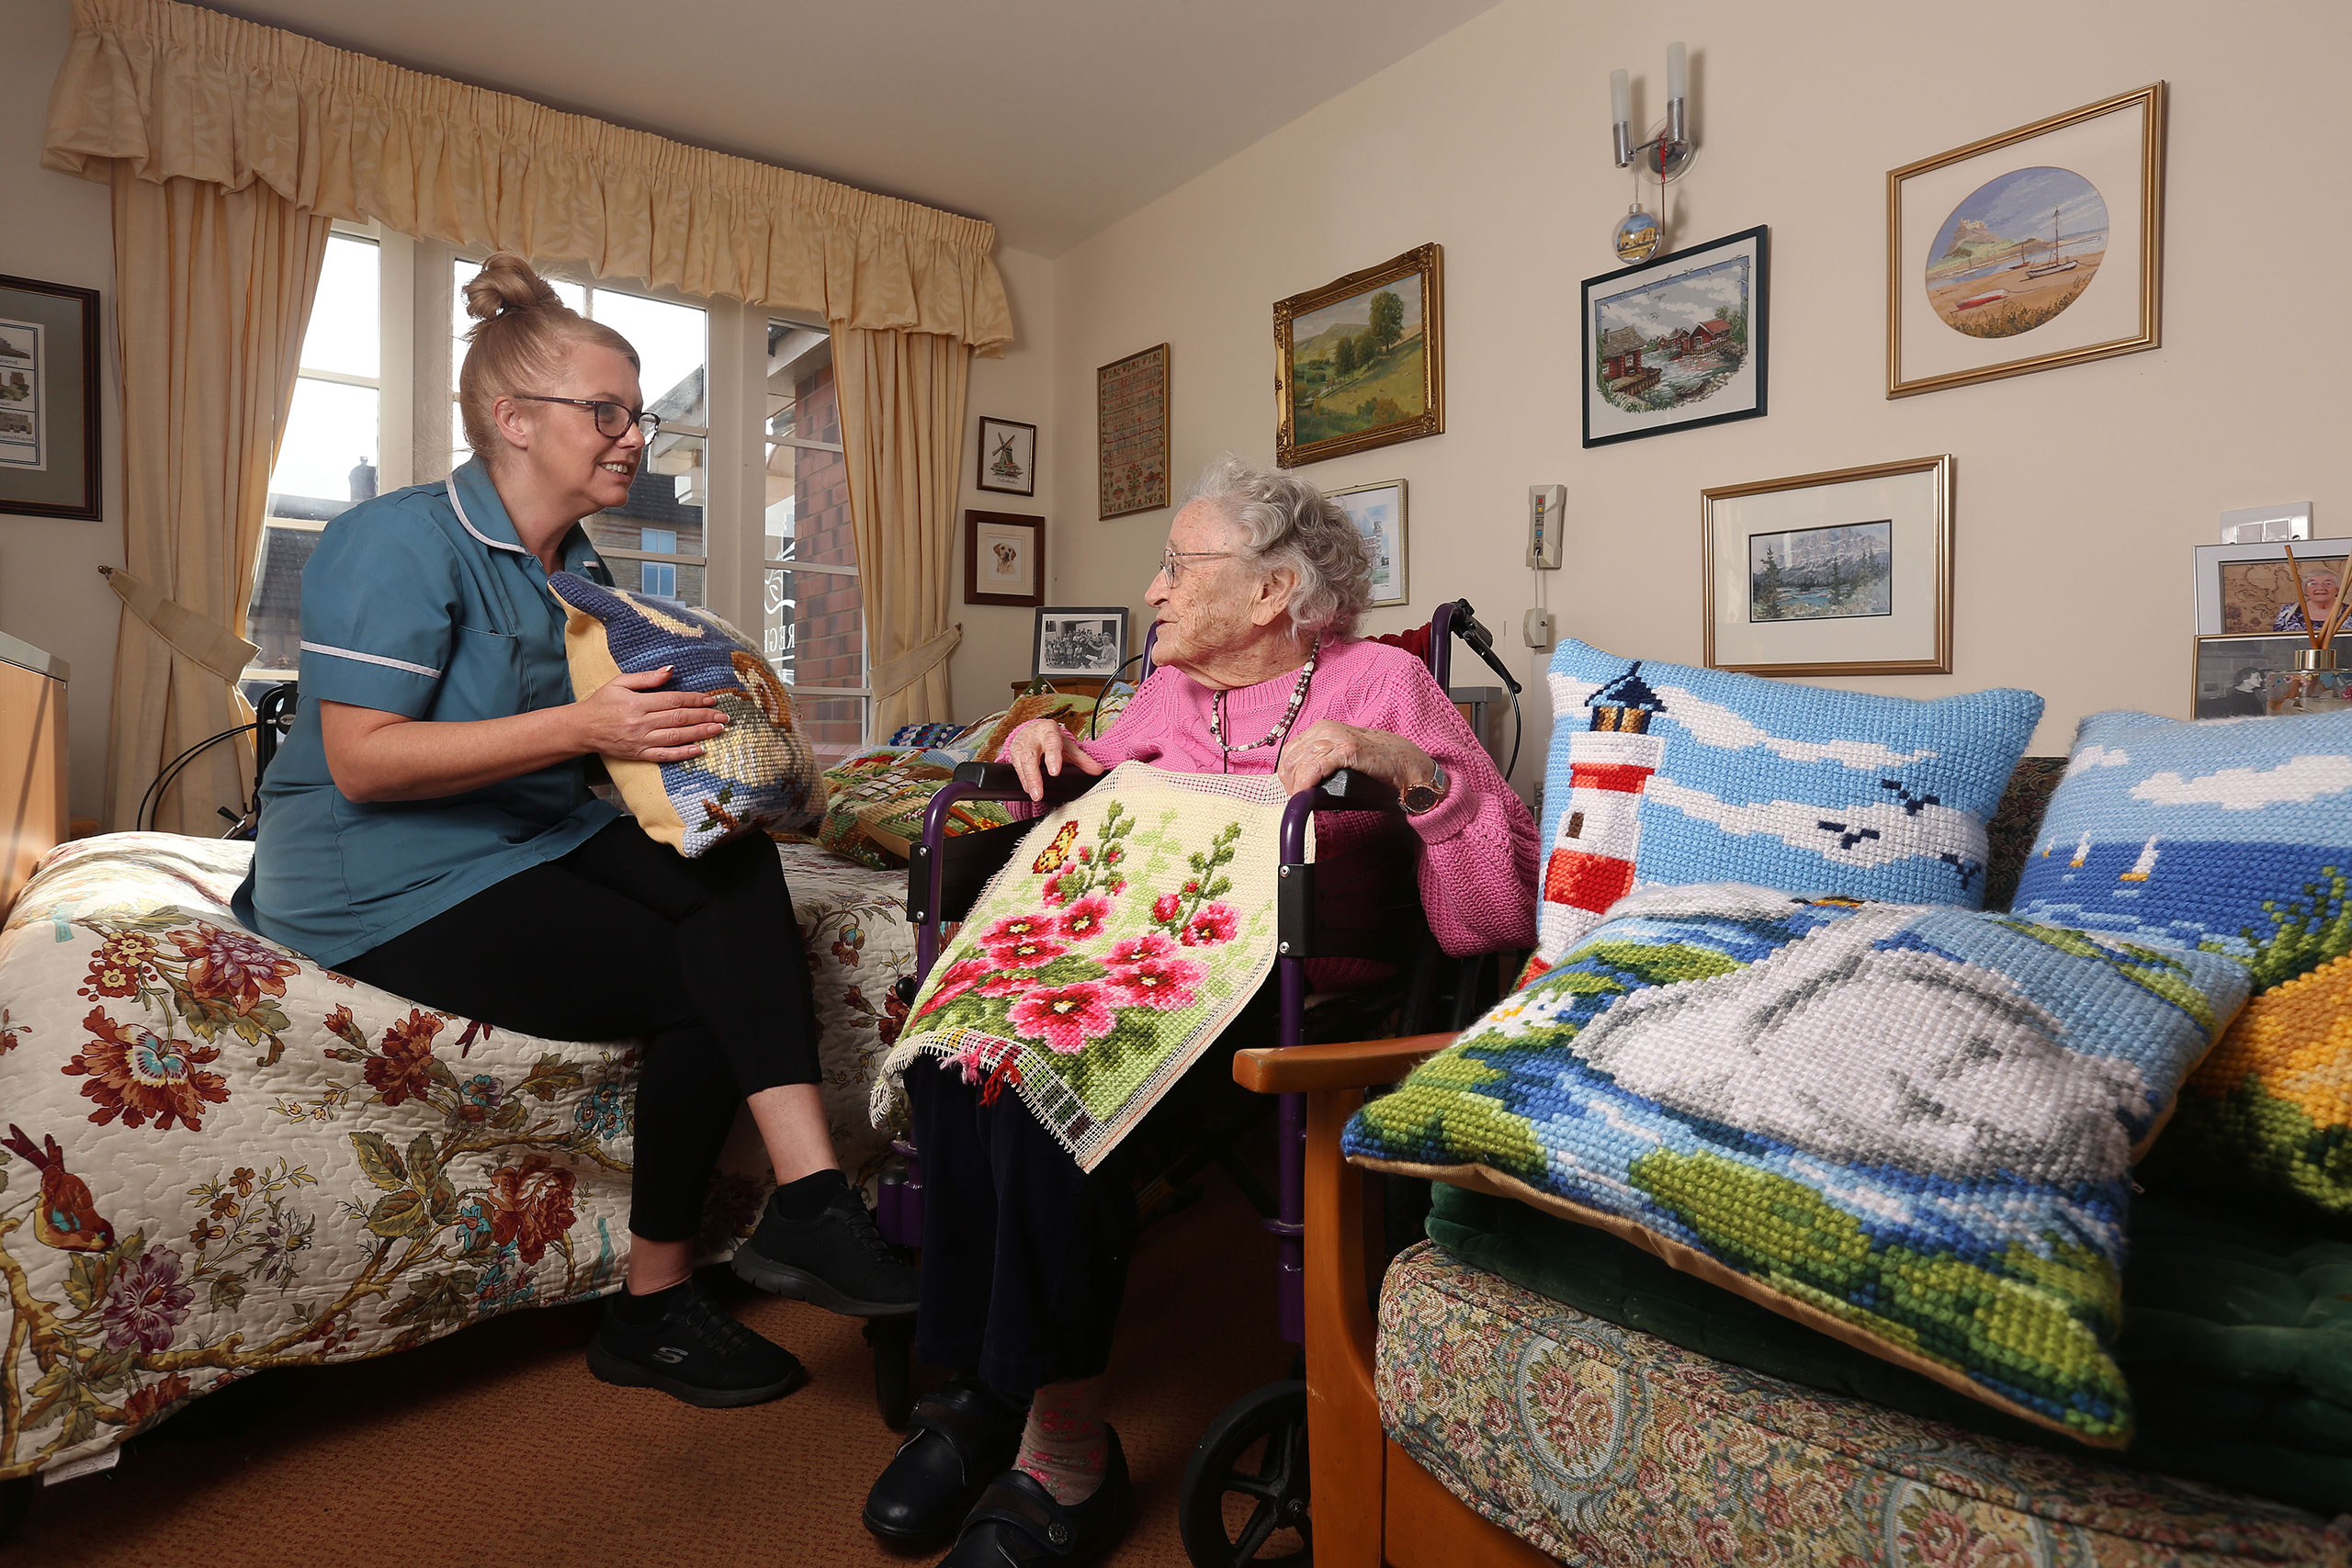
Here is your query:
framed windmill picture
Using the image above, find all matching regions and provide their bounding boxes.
[976,416,1036,497]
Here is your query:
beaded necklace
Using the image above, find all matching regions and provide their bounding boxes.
[1209,638,1320,772]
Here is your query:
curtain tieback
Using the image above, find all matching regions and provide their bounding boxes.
[100,565,260,684]
[866,624,963,702]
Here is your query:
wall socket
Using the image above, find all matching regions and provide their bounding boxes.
[1523,607,1555,648]
[1527,484,1565,569]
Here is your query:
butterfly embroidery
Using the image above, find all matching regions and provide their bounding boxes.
[1032,822,1081,875]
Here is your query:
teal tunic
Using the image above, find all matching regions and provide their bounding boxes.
[234,460,621,966]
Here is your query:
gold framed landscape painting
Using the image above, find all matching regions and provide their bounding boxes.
[1274,243,1442,468]
[1888,84,2165,398]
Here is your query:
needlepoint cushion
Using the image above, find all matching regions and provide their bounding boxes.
[1344,881,2252,1447]
[1532,639,2042,976]
[2012,707,2352,1214]
[547,572,823,854]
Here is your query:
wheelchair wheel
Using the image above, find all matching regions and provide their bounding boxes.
[1178,1380,1311,1568]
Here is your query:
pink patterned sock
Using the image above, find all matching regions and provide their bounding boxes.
[1015,1376,1108,1505]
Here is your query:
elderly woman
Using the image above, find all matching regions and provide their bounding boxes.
[864,456,1536,1564]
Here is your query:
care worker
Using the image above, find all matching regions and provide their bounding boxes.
[235,253,914,1407]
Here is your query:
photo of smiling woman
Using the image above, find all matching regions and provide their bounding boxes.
[233,254,914,1411]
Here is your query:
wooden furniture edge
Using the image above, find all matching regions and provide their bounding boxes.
[1231,1032,1456,1094]
[1384,1438,1562,1568]
[1304,1084,1385,1566]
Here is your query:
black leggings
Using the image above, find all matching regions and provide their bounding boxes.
[336,819,820,1242]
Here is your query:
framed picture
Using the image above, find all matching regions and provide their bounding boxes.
[1581,226,1770,448]
[1033,606,1131,682]
[1888,84,2166,398]
[1329,479,1408,607]
[964,510,1045,607]
[1702,454,1954,676]
[1275,243,1443,468]
[1098,344,1170,519]
[2193,635,2302,719]
[2193,537,2352,636]
[0,274,101,521]
[976,415,1037,496]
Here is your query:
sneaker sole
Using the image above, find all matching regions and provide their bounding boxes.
[730,1248,918,1318]
[585,1342,808,1408]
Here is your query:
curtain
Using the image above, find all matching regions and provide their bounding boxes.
[102,173,330,833]
[836,330,972,733]
[42,0,1011,349]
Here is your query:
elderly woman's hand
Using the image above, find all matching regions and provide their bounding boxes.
[1005,719,1107,801]
[1277,719,1437,798]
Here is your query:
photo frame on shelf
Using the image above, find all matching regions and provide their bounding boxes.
[976,416,1037,496]
[1097,344,1169,519]
[1275,243,1443,468]
[0,273,102,521]
[1888,84,2165,398]
[1328,479,1408,607]
[1702,455,1953,676]
[2193,537,2352,637]
[964,510,1046,607]
[1581,226,1769,448]
[1033,605,1132,682]
[2194,634,2303,719]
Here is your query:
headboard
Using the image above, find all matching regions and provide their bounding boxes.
[0,647,69,914]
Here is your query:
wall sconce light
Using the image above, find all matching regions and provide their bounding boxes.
[1607,42,1694,263]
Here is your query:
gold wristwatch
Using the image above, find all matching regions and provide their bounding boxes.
[1401,763,1451,816]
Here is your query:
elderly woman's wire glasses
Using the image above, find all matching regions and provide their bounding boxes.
[514,395,661,442]
[1159,547,1239,584]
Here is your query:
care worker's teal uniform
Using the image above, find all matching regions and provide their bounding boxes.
[233,460,620,967]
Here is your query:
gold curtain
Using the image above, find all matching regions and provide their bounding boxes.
[836,330,971,733]
[103,173,330,832]
[42,0,1011,348]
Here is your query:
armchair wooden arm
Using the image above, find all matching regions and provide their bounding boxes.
[1230,1033,1456,1094]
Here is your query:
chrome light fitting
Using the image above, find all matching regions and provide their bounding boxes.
[1610,41,1694,182]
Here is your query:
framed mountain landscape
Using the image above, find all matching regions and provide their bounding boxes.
[1581,227,1769,448]
[1889,84,2166,397]
[1275,244,1443,468]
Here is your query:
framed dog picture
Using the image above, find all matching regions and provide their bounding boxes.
[1034,606,1131,682]
[965,510,1045,607]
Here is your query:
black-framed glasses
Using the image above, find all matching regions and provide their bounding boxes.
[1159,547,1240,584]
[514,394,661,442]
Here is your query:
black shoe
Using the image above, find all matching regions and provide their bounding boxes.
[940,1427,1133,1566]
[584,1278,807,1408]
[731,1184,920,1317]
[862,1376,1029,1546]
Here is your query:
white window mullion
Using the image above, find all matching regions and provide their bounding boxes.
[378,230,416,491]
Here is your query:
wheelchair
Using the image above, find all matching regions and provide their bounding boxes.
[883,604,1513,1567]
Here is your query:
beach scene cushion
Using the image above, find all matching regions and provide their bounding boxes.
[1345,882,2251,1447]
[2012,707,2352,1213]
[548,571,823,855]
[1532,640,2043,977]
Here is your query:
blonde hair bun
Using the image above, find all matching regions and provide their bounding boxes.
[462,252,562,323]
[453,253,639,463]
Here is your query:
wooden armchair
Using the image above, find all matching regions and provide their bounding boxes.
[1231,1036,1555,1568]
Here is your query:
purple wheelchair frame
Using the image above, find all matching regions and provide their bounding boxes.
[879,604,1458,1350]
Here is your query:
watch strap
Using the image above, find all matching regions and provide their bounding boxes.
[1403,761,1450,816]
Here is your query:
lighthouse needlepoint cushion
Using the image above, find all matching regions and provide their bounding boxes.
[1532,640,2042,976]
[548,572,824,855]
[2012,706,2352,1213]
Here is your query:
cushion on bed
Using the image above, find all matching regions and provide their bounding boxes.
[1532,639,2041,978]
[548,571,823,854]
[2012,707,2352,1216]
[1377,1239,2348,1565]
[1346,881,2252,1447]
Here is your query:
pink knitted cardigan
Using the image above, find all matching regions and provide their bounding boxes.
[1022,637,1536,959]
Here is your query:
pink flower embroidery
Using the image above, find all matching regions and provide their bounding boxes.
[1057,897,1114,942]
[979,912,1057,948]
[989,933,1071,968]
[1151,893,1183,923]
[978,972,1039,998]
[1108,955,1205,1011]
[1180,903,1239,947]
[1104,933,1175,967]
[1040,875,1069,908]
[1006,982,1119,1054]
[917,958,994,1018]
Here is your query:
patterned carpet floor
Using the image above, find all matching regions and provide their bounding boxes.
[13,1158,1295,1567]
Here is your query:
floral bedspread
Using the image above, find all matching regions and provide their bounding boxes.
[0,831,910,1482]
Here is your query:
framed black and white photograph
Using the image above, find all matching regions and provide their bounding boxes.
[0,274,101,521]
[976,415,1037,497]
[966,509,1045,607]
[1582,226,1768,448]
[2194,635,2301,719]
[1033,606,1131,682]
[1329,479,1408,607]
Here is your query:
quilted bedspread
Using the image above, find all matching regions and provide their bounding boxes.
[0,832,911,1483]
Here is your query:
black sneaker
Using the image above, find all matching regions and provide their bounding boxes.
[731,1184,920,1317]
[585,1278,807,1408]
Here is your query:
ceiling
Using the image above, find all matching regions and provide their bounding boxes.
[203,0,1507,255]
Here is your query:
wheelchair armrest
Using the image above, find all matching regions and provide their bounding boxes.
[1231,1032,1458,1093]
[950,760,1102,805]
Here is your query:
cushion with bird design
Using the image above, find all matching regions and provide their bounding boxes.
[547,572,824,855]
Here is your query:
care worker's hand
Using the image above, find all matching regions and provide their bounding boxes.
[573,667,728,762]
[1005,720,1105,801]
[1277,719,1435,798]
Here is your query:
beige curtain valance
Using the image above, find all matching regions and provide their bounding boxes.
[42,0,1012,351]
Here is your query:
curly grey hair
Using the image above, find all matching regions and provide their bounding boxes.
[1182,453,1373,642]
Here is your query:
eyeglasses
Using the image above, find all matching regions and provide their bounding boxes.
[514,395,661,442]
[1159,547,1240,584]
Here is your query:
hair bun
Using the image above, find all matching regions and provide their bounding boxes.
[462,252,562,323]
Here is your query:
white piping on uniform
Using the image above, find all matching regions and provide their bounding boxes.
[445,475,526,554]
[300,641,442,678]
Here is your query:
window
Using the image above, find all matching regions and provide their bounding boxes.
[762,318,864,760]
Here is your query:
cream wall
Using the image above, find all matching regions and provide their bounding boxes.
[1,0,122,822]
[1039,0,2352,791]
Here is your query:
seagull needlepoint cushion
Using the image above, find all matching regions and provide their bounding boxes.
[1532,640,2042,977]
[548,572,823,855]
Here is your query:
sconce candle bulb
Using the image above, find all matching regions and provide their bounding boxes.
[1610,68,1633,166]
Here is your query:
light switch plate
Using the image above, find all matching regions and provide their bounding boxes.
[2221,502,2312,545]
